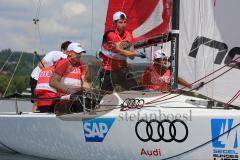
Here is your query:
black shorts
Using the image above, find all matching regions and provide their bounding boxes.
[37,105,54,113]
[100,70,114,91]
[100,68,138,92]
[29,77,37,103]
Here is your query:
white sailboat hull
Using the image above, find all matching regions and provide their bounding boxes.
[0,93,239,160]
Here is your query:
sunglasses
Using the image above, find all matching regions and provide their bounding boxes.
[155,58,168,61]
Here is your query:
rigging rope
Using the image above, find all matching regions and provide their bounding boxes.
[145,57,240,104]
[90,0,94,54]
[32,0,43,55]
[121,0,126,11]
[0,51,14,73]
[15,59,239,109]
[226,90,240,105]
[163,122,240,160]
[2,51,24,97]
[32,52,36,69]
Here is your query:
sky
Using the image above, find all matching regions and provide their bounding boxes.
[0,0,108,55]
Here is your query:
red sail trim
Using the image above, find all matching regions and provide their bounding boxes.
[105,0,172,42]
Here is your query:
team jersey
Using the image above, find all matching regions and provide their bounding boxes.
[100,30,133,70]
[54,58,85,88]
[141,65,171,92]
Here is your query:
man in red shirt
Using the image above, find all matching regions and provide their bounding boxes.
[141,50,205,92]
[99,11,140,92]
[49,43,90,113]
[141,51,171,92]
[50,42,89,94]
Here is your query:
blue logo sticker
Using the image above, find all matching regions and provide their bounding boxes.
[211,119,239,149]
[83,118,115,142]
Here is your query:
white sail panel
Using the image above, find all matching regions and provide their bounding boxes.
[178,0,240,106]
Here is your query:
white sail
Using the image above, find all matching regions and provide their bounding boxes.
[178,0,240,106]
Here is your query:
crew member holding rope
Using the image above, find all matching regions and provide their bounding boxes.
[141,50,204,92]
[99,11,144,92]
[141,51,171,92]
[49,42,90,112]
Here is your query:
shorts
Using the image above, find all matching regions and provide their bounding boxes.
[100,68,139,92]
[29,77,37,103]
[37,105,54,113]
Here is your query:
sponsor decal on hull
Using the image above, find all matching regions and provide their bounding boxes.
[135,119,188,143]
[140,148,161,157]
[83,118,115,142]
[211,119,239,160]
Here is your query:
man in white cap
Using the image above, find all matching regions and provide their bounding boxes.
[34,42,89,113]
[141,50,171,92]
[50,42,90,94]
[99,11,142,92]
[141,50,204,92]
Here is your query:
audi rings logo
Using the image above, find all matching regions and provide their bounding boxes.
[135,119,188,143]
[121,98,144,110]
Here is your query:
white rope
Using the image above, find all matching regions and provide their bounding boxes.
[2,51,24,97]
[121,0,126,11]
[32,0,43,54]
[0,51,14,73]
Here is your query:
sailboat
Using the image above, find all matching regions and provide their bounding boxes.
[0,0,239,160]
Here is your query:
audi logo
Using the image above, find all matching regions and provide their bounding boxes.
[135,119,188,143]
[121,98,144,110]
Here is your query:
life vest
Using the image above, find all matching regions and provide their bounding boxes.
[56,59,85,88]
[35,66,59,107]
[35,66,57,93]
[35,59,85,107]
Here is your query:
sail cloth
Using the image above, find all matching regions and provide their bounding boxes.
[178,0,240,106]
[104,0,172,42]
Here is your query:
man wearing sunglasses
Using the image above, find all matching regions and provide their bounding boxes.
[141,50,171,92]
[141,50,204,92]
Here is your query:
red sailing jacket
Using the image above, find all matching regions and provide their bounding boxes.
[35,58,85,107]
[141,65,171,92]
[101,30,133,71]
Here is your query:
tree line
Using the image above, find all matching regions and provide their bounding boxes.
[0,49,148,96]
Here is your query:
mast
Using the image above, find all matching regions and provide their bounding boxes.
[171,0,180,90]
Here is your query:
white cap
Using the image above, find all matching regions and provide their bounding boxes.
[67,42,86,54]
[153,50,167,59]
[113,11,127,21]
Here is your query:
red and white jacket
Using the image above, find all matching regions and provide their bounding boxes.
[100,30,133,70]
[35,59,85,107]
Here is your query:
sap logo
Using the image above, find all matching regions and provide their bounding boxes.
[83,118,115,142]
[211,119,239,149]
